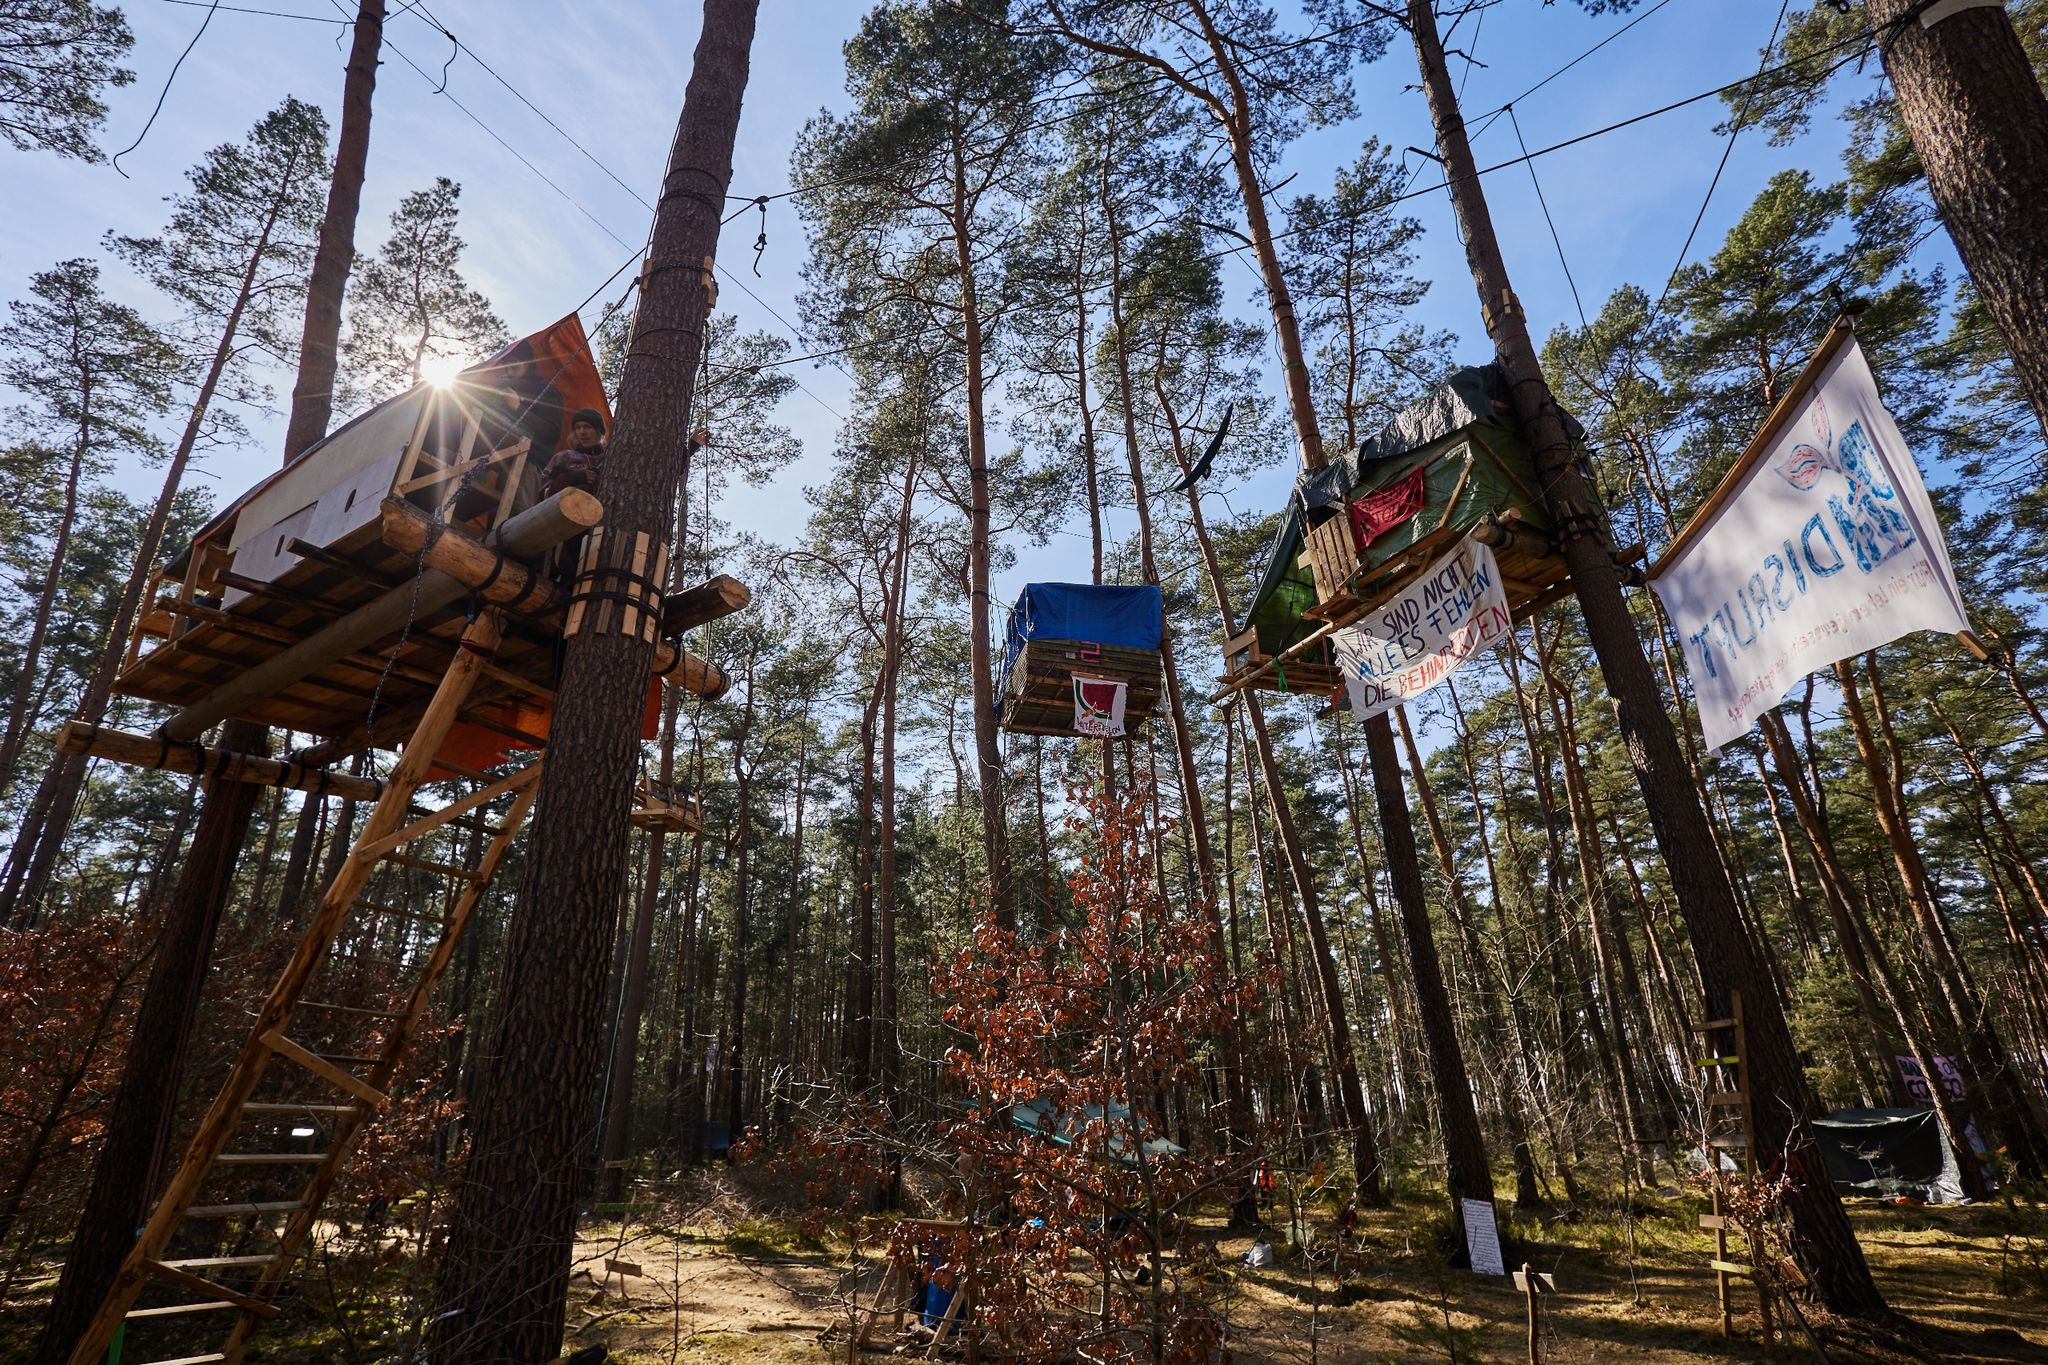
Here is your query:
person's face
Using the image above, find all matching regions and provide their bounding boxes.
[571,420,602,451]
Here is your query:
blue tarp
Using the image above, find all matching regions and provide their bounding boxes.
[1000,583,1163,694]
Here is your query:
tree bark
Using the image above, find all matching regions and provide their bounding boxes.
[430,3,758,1353]
[1866,0,2048,440]
[1407,0,1889,1319]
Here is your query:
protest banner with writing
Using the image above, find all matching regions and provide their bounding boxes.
[1333,533,1511,721]
[1648,327,1971,752]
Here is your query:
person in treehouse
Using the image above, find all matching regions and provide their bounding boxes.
[544,407,608,497]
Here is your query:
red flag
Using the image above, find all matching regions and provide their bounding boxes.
[1348,465,1428,548]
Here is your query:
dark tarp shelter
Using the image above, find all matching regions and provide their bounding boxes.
[998,583,1164,735]
[1000,583,1164,688]
[1812,1108,1969,1203]
[1238,363,1589,663]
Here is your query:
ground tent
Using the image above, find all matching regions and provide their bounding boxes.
[1812,1108,1970,1204]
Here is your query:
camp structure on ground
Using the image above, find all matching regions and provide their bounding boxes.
[1813,1108,1975,1205]
[1008,1098,1187,1164]
[1216,364,1642,701]
[999,582,1164,737]
[59,316,748,1365]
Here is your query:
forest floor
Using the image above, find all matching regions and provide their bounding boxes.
[543,1182,2048,1365]
[8,1177,2048,1362]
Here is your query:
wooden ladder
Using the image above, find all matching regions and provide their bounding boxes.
[1694,989,1774,1354]
[69,611,542,1365]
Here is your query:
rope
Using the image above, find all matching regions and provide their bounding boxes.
[1505,105,1587,329]
[111,0,224,177]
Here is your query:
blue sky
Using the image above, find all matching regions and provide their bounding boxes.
[2,0,1874,612]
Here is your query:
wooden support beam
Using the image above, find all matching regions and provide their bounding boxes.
[354,762,539,862]
[155,491,602,742]
[384,497,732,699]
[54,723,384,800]
[661,573,751,635]
[154,595,445,688]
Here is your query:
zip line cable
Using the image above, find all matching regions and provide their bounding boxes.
[1505,106,1587,328]
[1465,0,1681,142]
[1644,0,1794,324]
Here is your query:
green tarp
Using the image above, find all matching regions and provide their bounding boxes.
[1241,364,1582,658]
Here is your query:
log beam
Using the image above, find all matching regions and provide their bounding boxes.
[154,490,603,743]
[661,574,751,635]
[55,722,384,800]
[382,498,731,700]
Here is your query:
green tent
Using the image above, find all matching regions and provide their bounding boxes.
[1241,363,1589,660]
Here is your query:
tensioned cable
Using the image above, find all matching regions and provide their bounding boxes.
[1505,105,1587,328]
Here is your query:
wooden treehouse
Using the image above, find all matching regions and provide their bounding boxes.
[63,317,745,1365]
[999,583,1163,738]
[1213,364,1643,703]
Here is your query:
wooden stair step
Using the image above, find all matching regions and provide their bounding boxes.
[1707,1091,1749,1106]
[1705,1134,1749,1149]
[160,1255,278,1270]
[354,898,448,926]
[131,1354,228,1364]
[184,1201,305,1219]
[242,1102,359,1115]
[127,1300,240,1319]
[380,851,485,880]
[214,1153,328,1165]
[261,1031,389,1109]
[144,1260,281,1318]
[1692,1018,1737,1031]
[298,998,407,1019]
[1709,1259,1752,1275]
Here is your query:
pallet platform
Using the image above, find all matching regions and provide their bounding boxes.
[1000,638,1161,737]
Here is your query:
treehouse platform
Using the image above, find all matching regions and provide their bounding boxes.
[98,316,744,771]
[999,583,1163,738]
[1215,364,1641,703]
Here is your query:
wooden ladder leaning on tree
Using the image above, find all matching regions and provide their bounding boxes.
[64,610,546,1365]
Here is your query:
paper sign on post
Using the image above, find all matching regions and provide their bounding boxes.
[1333,533,1512,721]
[1647,331,1970,751]
[1461,1198,1506,1276]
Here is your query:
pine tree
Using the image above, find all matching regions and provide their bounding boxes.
[338,177,508,406]
[0,0,132,161]
[0,97,331,922]
[0,260,175,804]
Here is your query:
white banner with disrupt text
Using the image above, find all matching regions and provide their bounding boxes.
[1648,335,1970,752]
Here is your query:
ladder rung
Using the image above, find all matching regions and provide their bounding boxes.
[299,998,407,1019]
[127,1301,239,1319]
[1706,1134,1749,1149]
[144,1260,282,1318]
[427,758,491,783]
[381,851,485,880]
[161,1255,277,1270]
[1697,1056,1740,1067]
[184,1201,305,1219]
[261,1031,389,1109]
[242,1102,359,1116]
[215,1153,328,1165]
[316,1053,383,1067]
[1707,1091,1749,1106]
[1698,1214,1734,1231]
[1692,1018,1737,1031]
[355,899,446,926]
[132,1355,228,1364]
[1709,1259,1752,1275]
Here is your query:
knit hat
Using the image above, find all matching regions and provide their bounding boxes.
[571,407,606,431]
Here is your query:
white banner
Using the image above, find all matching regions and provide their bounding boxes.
[1648,333,1970,752]
[1335,534,1512,721]
[1072,676,1127,737]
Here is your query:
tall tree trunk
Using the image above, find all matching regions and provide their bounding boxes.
[1866,0,2048,439]
[0,423,90,801]
[430,3,758,1355]
[1394,707,1543,1209]
[1406,0,1888,1318]
[1359,711,1495,1238]
[949,140,1012,925]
